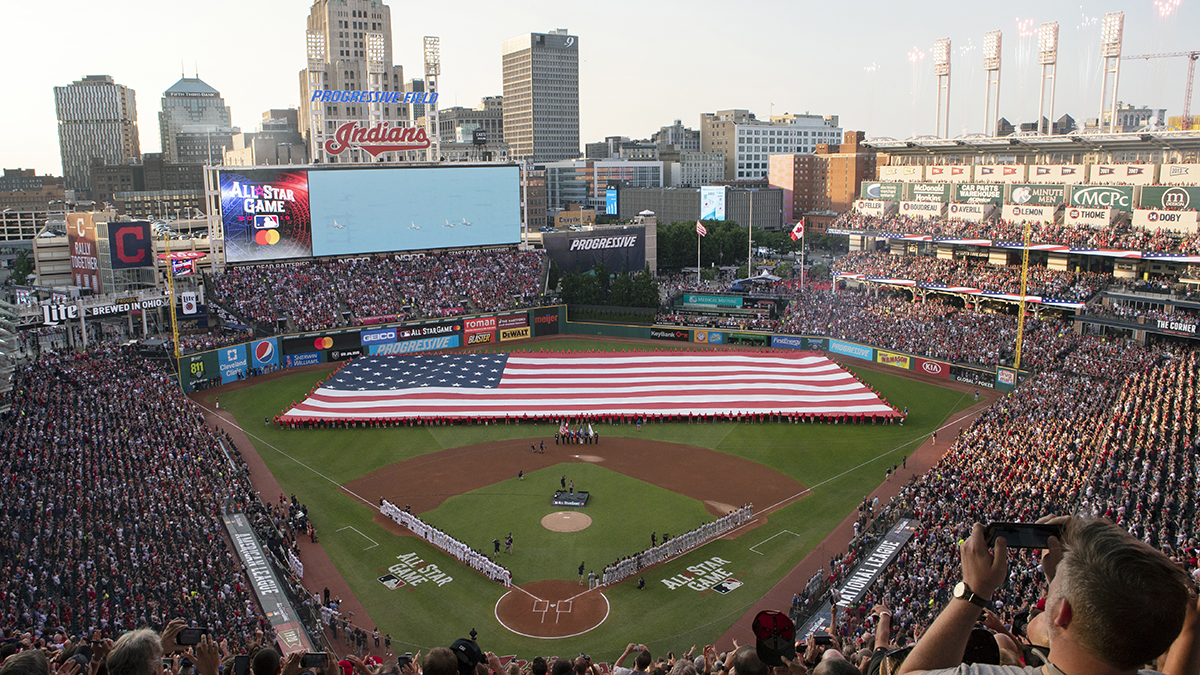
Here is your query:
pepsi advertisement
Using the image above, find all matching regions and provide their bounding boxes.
[250,338,280,370]
[219,169,313,262]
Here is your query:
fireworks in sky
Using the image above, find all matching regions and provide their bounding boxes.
[1155,0,1182,18]
[908,46,926,64]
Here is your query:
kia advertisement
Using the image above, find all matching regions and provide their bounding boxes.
[913,357,949,379]
[219,169,313,262]
[308,165,520,257]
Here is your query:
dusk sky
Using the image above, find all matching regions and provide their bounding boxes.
[4,0,1198,176]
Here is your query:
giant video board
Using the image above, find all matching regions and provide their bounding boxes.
[219,165,520,262]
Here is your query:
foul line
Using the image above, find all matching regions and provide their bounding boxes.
[336,525,380,551]
[749,529,801,555]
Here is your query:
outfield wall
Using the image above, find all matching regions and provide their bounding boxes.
[180,304,1021,392]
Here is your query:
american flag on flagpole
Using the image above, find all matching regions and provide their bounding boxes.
[790,218,805,242]
[696,220,707,237]
[279,351,899,421]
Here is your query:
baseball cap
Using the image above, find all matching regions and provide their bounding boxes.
[751,610,796,667]
[450,638,483,675]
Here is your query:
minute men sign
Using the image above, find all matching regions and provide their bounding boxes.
[542,226,646,274]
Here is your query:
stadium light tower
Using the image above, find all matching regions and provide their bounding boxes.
[933,38,952,138]
[1036,22,1058,134]
[982,30,1002,136]
[1099,12,1124,133]
[424,36,441,162]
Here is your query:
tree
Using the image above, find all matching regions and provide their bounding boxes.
[631,269,659,308]
[11,249,33,286]
[547,261,561,292]
[608,267,634,307]
[592,261,610,297]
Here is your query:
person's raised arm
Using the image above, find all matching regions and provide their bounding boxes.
[614,645,638,669]
[1160,590,1200,675]
[872,603,894,650]
[898,524,1007,674]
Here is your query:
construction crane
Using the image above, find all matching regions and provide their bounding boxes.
[1121,51,1200,130]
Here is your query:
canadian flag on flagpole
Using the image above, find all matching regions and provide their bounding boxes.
[789,218,805,241]
[696,220,707,236]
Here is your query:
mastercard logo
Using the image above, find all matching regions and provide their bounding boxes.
[255,230,281,246]
[314,337,334,349]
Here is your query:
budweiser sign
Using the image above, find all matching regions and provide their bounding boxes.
[324,122,431,156]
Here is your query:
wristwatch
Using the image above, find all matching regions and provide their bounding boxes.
[953,581,989,608]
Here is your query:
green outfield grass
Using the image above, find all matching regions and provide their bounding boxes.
[218,339,972,658]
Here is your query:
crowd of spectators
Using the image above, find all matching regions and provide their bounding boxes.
[208,251,546,333]
[832,211,1200,255]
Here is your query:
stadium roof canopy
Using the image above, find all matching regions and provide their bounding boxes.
[863,130,1200,159]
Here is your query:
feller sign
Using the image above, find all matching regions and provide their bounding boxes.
[324,123,431,156]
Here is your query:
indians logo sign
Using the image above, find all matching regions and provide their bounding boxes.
[324,122,431,156]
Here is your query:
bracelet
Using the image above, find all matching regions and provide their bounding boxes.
[878,611,892,618]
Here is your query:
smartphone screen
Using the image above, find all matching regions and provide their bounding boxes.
[234,655,250,675]
[985,522,1064,549]
[177,628,208,646]
[301,653,329,669]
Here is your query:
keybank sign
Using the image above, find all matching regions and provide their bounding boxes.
[1071,186,1134,211]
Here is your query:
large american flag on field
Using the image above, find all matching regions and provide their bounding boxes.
[279,351,898,421]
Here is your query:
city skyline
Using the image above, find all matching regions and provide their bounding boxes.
[5,0,1199,178]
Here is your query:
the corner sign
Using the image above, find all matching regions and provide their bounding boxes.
[325,123,431,156]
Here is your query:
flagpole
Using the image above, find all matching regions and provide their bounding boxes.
[697,222,701,286]
[800,230,806,291]
[747,191,753,278]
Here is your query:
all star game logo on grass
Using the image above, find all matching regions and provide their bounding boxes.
[378,553,454,590]
[661,557,738,592]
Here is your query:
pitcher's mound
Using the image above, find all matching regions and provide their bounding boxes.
[542,511,592,532]
[573,455,604,462]
[495,580,610,638]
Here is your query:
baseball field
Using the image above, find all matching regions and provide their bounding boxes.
[214,337,974,658]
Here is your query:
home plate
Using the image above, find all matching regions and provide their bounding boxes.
[541,511,592,532]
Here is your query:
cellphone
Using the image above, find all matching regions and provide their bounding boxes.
[397,656,412,668]
[176,628,209,646]
[813,633,833,646]
[163,660,173,670]
[985,522,1064,549]
[234,655,250,675]
[301,653,330,669]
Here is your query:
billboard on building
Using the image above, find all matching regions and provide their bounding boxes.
[1027,165,1085,185]
[542,226,646,273]
[1132,210,1199,231]
[67,213,101,293]
[854,200,894,217]
[906,183,952,202]
[107,220,154,269]
[975,165,1026,184]
[1140,186,1200,211]
[899,201,946,217]
[946,203,994,222]
[1069,185,1136,212]
[700,186,726,221]
[308,165,520,257]
[954,183,1003,205]
[1160,164,1200,185]
[1003,204,1060,224]
[1065,207,1116,227]
[605,187,619,215]
[860,182,905,201]
[1090,164,1154,186]
[1009,184,1066,206]
[220,169,313,262]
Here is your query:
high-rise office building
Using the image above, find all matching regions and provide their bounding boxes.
[300,0,427,164]
[701,109,842,182]
[54,75,140,194]
[502,29,580,163]
[158,77,235,165]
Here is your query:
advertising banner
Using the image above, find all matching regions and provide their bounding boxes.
[854,199,892,217]
[533,308,559,336]
[913,357,950,378]
[308,165,521,257]
[285,352,323,368]
[1065,207,1116,227]
[250,338,280,370]
[605,188,619,215]
[877,166,924,181]
[954,183,1003,205]
[700,186,726,221]
[499,326,531,342]
[727,333,768,346]
[361,327,399,346]
[906,183,952,202]
[651,327,690,341]
[221,515,314,654]
[1152,318,1199,336]
[829,339,873,361]
[219,345,249,384]
[875,350,912,369]
[692,330,724,344]
[684,294,743,308]
[1070,185,1136,212]
[771,335,806,350]
[1004,204,1059,224]
[950,365,994,388]
[1133,209,1199,232]
[926,165,971,183]
[369,334,460,355]
[946,203,994,223]
[1027,165,1084,185]
[1140,185,1200,211]
[996,367,1017,390]
[1009,184,1066,207]
[497,313,529,330]
[326,347,366,362]
[398,320,461,340]
[542,226,646,273]
[107,220,154,269]
[899,201,946,217]
[282,331,362,355]
[464,316,497,334]
[67,213,101,293]
[1090,164,1154,186]
[183,351,220,386]
[976,165,1026,183]
[466,331,496,345]
[804,337,826,350]
[1160,164,1200,186]
[860,182,905,202]
[219,169,313,262]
